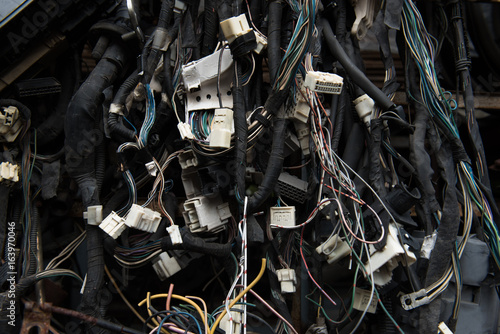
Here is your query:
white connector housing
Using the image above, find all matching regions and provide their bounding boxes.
[181,48,234,111]
[352,288,378,314]
[100,212,127,239]
[315,235,351,264]
[287,92,310,123]
[270,206,296,228]
[125,204,162,233]
[293,121,310,156]
[177,122,195,140]
[220,302,243,334]
[0,106,23,142]
[183,196,232,233]
[276,268,297,293]
[438,322,454,334]
[167,225,183,245]
[174,0,187,13]
[83,205,103,226]
[220,14,252,44]
[254,30,268,54]
[209,108,234,148]
[0,162,19,183]
[178,149,198,170]
[152,252,182,280]
[303,71,343,94]
[354,94,375,129]
[365,224,416,286]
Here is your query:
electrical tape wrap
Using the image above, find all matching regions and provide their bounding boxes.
[160,228,232,258]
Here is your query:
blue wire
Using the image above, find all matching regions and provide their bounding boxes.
[123,116,138,134]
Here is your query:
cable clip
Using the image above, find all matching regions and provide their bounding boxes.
[400,288,430,310]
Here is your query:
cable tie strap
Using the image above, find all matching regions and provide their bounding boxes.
[253,112,271,128]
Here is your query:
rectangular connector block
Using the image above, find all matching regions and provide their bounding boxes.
[99,212,127,239]
[152,252,182,280]
[270,206,296,228]
[209,108,233,148]
[182,196,231,233]
[276,268,297,293]
[293,121,311,156]
[177,122,194,139]
[0,162,19,183]
[220,302,243,334]
[178,149,199,170]
[0,106,23,142]
[167,225,183,245]
[254,30,268,54]
[220,14,252,44]
[124,204,161,233]
[277,172,308,203]
[352,288,378,314]
[437,322,454,334]
[83,205,103,226]
[287,92,310,123]
[315,235,351,264]
[303,71,343,94]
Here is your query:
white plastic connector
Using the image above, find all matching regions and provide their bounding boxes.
[303,71,343,94]
[181,48,234,111]
[152,252,182,280]
[0,106,23,142]
[220,14,252,44]
[174,0,187,13]
[167,225,183,245]
[315,235,351,264]
[293,121,310,156]
[220,302,244,334]
[365,224,416,286]
[276,268,297,293]
[0,162,19,183]
[352,288,378,314]
[125,204,162,233]
[354,94,375,129]
[183,196,232,233]
[99,212,127,239]
[270,206,296,228]
[177,122,195,139]
[438,322,454,334]
[287,92,310,123]
[178,149,198,170]
[254,30,268,54]
[209,108,234,148]
[83,205,103,226]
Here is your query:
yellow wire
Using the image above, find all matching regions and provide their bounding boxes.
[209,258,267,334]
[138,293,208,331]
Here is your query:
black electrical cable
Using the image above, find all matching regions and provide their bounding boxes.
[268,0,282,84]
[247,118,287,213]
[321,18,397,111]
[449,0,497,212]
[234,61,247,202]
[143,0,175,84]
[108,70,139,141]
[202,0,219,57]
[64,42,127,325]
